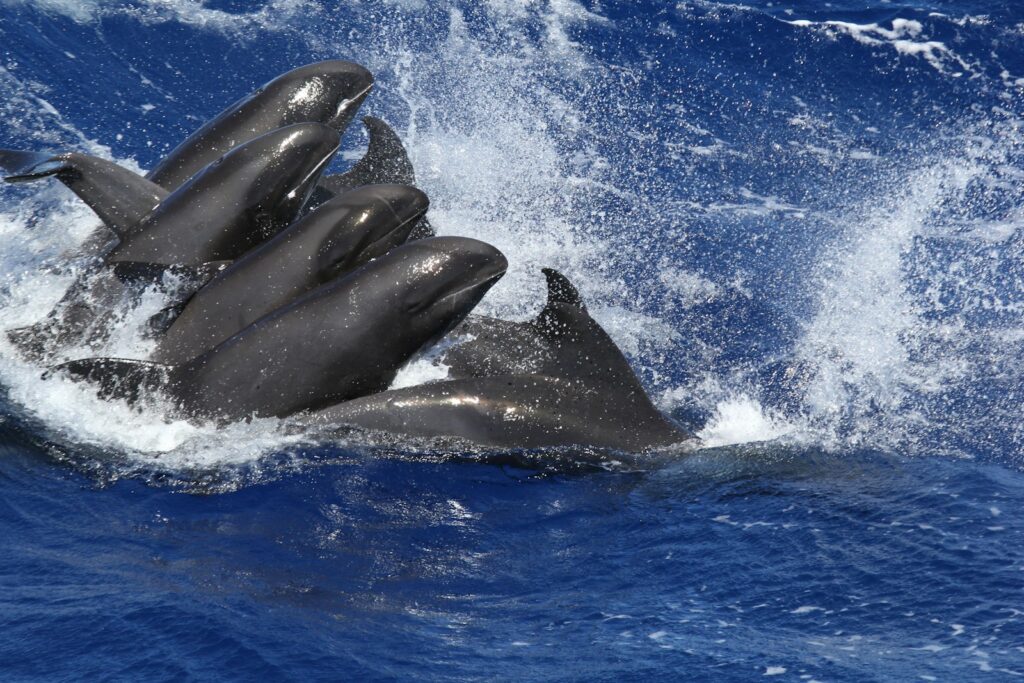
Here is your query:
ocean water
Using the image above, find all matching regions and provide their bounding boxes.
[1,0,1023,680]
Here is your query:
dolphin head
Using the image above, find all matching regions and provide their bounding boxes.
[314,184,430,281]
[264,60,375,134]
[388,236,509,348]
[166,236,506,419]
[216,122,340,241]
[146,61,372,191]
[306,235,507,386]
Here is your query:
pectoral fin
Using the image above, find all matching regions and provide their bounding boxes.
[46,357,173,405]
[110,260,230,288]
[0,149,168,239]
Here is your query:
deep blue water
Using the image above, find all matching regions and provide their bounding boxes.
[1,0,1024,680]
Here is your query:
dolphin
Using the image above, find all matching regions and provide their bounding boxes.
[0,61,371,246]
[317,117,417,197]
[0,122,340,261]
[440,269,632,385]
[108,122,341,266]
[299,269,696,451]
[0,150,168,240]
[51,237,508,421]
[0,116,431,248]
[152,184,430,365]
[147,60,373,191]
[300,374,694,452]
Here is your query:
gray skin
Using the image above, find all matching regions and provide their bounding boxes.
[152,184,430,365]
[301,269,695,451]
[0,116,424,246]
[53,237,508,422]
[108,122,340,266]
[0,62,371,244]
[440,269,635,386]
[147,60,373,191]
[300,374,693,452]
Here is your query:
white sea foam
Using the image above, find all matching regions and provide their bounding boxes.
[785,18,974,75]
[697,396,796,448]
[2,0,317,33]
[789,118,1024,453]
[2,1,1019,473]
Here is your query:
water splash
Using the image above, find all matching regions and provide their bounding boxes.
[0,0,1022,475]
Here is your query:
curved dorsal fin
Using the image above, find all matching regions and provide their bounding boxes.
[535,268,586,337]
[0,149,167,239]
[542,268,584,309]
[320,116,416,192]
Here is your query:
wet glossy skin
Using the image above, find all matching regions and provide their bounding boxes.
[107,123,340,266]
[153,184,430,364]
[303,374,694,451]
[147,60,373,191]
[308,268,694,451]
[171,237,508,421]
[312,117,436,238]
[444,269,655,394]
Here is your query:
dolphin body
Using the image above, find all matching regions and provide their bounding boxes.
[152,184,430,365]
[0,61,374,245]
[0,115,428,247]
[301,269,696,451]
[0,150,168,239]
[52,237,508,422]
[301,374,691,452]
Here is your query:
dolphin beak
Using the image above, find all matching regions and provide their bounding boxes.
[366,185,430,250]
[437,253,509,308]
[328,74,374,132]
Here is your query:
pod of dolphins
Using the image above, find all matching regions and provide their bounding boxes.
[0,60,697,454]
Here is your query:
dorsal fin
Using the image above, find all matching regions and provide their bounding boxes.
[47,358,173,405]
[323,116,416,191]
[535,268,586,337]
[0,149,168,239]
[542,268,584,309]
[307,117,435,238]
[307,114,432,237]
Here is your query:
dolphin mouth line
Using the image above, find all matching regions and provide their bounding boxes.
[335,81,374,118]
[436,269,506,305]
[287,139,342,201]
[375,206,428,244]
